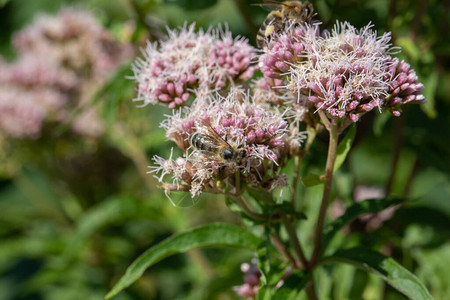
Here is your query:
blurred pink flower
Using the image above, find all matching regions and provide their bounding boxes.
[0,87,46,138]
[0,8,133,138]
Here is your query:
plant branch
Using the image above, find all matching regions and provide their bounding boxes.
[310,119,339,266]
[318,110,332,131]
[271,233,299,269]
[338,118,355,134]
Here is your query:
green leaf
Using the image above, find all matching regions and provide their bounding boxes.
[105,223,262,299]
[271,270,311,299]
[272,203,307,220]
[301,173,324,187]
[334,125,356,172]
[322,198,402,253]
[324,247,433,300]
[246,186,275,205]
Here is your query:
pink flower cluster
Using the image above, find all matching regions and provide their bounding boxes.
[151,90,296,197]
[133,24,256,109]
[259,21,426,122]
[0,8,133,138]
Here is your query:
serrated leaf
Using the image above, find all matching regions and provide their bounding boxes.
[324,247,433,300]
[301,173,324,187]
[105,223,262,299]
[334,125,356,172]
[322,198,402,254]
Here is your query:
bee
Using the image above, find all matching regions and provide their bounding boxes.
[255,0,314,48]
[189,120,247,167]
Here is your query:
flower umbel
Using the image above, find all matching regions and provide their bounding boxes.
[258,21,425,123]
[152,90,297,197]
[289,21,394,122]
[133,24,256,109]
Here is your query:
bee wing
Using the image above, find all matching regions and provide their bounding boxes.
[199,119,232,148]
[251,0,284,10]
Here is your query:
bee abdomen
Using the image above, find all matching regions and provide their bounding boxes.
[190,133,214,152]
[256,12,283,48]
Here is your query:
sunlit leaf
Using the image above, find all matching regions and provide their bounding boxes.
[105,223,262,299]
[323,247,433,300]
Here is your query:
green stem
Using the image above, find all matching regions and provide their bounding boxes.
[310,119,339,266]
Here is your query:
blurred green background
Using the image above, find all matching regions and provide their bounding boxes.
[0,0,448,299]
